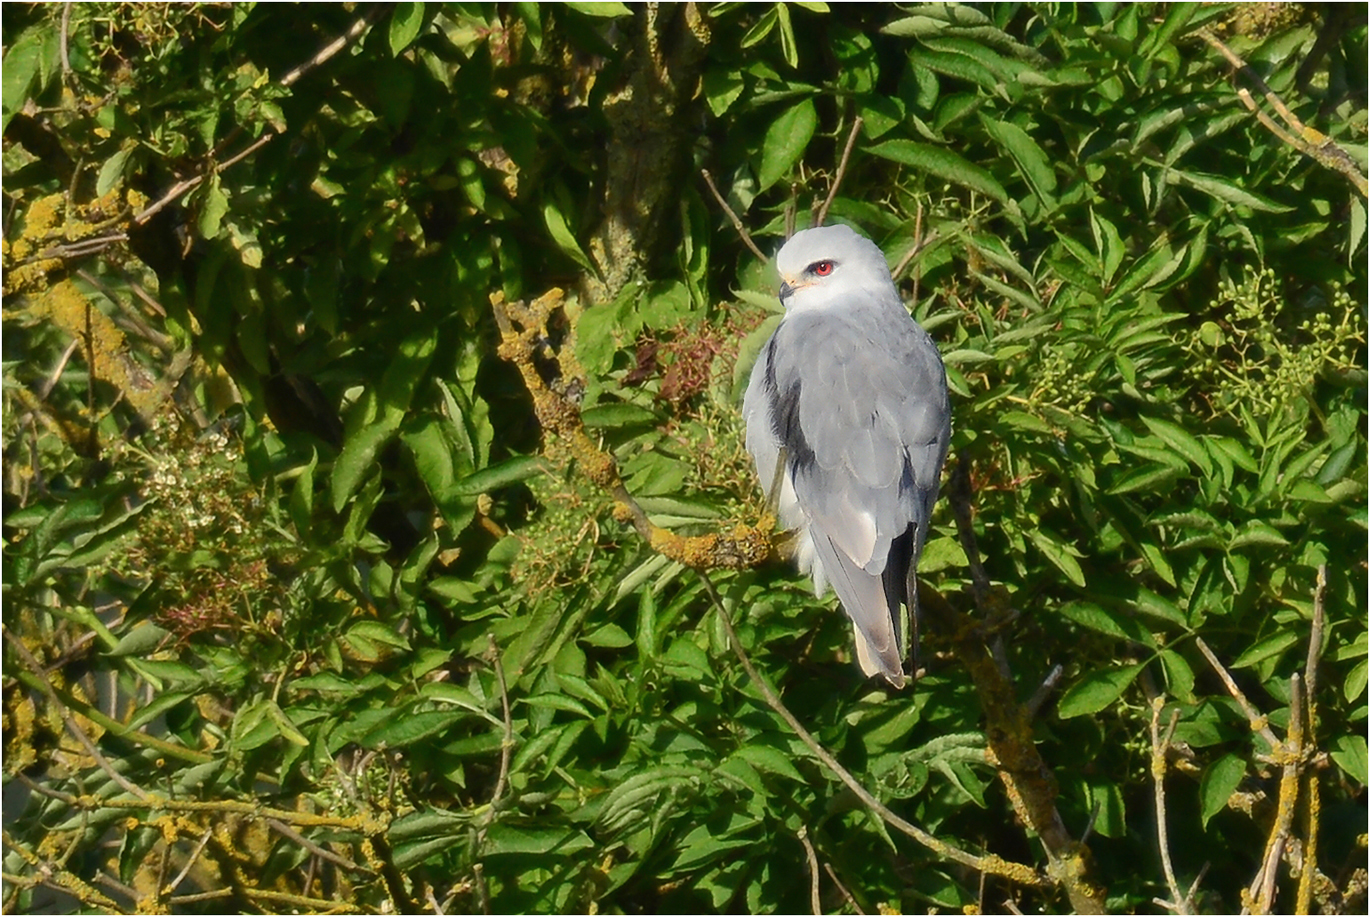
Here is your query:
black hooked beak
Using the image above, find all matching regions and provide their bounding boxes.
[778,280,795,302]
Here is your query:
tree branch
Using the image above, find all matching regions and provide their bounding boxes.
[816,117,864,227]
[1197,28,1368,197]
[701,169,768,261]
[698,571,1046,889]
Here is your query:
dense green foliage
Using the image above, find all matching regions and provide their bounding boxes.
[3,3,1366,913]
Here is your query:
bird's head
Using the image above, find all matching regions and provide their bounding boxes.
[774,224,894,312]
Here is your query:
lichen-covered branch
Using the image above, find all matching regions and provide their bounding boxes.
[944,459,1109,914]
[490,288,774,572]
[1198,27,1368,198]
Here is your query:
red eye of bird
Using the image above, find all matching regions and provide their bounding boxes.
[813,261,834,276]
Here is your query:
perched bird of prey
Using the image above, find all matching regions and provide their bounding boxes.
[742,224,950,686]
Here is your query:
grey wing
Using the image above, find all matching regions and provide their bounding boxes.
[769,306,950,681]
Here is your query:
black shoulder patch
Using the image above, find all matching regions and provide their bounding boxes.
[764,337,816,473]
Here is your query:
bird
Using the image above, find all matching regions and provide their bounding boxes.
[742,224,950,687]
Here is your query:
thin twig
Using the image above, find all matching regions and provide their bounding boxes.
[59,3,73,75]
[697,572,1045,888]
[36,339,81,401]
[426,884,446,916]
[1151,698,1189,915]
[168,888,235,905]
[30,232,131,263]
[8,666,214,764]
[266,818,367,873]
[119,271,168,317]
[74,268,175,352]
[1304,565,1327,727]
[798,828,822,915]
[488,635,514,809]
[816,117,863,227]
[1294,566,1328,914]
[15,772,79,806]
[164,827,214,896]
[3,627,151,802]
[1025,664,1064,720]
[473,862,491,915]
[1255,674,1305,914]
[1185,862,1210,911]
[823,862,865,915]
[786,181,799,239]
[90,871,139,902]
[701,169,767,261]
[893,201,927,280]
[280,8,384,88]
[132,133,273,229]
[1079,801,1102,848]
[1194,637,1281,749]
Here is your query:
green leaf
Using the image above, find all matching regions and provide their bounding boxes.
[1056,601,1154,645]
[703,68,746,117]
[1159,649,1196,703]
[1345,658,1367,704]
[1231,631,1300,669]
[1199,753,1245,829]
[364,710,468,748]
[1028,530,1086,587]
[1091,210,1124,285]
[2,26,49,132]
[347,619,411,650]
[198,175,230,239]
[1228,521,1290,551]
[108,623,172,658]
[1330,734,1368,784]
[732,744,805,782]
[582,623,633,648]
[484,824,595,857]
[580,403,659,429]
[775,3,798,68]
[981,116,1057,210]
[389,3,426,55]
[565,2,633,17]
[331,330,437,512]
[758,97,817,191]
[1109,463,1184,495]
[450,455,545,497]
[1057,664,1143,718]
[740,6,780,49]
[266,702,309,746]
[866,139,1008,203]
[1139,541,1177,587]
[1166,168,1294,213]
[330,423,394,514]
[1140,416,1213,476]
[522,694,594,719]
[543,200,596,272]
[96,147,134,197]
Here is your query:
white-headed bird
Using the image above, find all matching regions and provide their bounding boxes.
[742,224,950,686]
